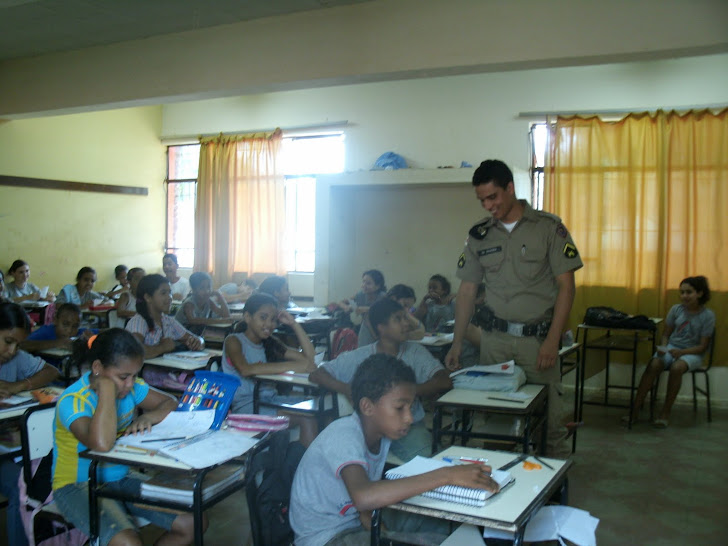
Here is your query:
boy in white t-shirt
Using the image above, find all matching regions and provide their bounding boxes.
[291,354,499,546]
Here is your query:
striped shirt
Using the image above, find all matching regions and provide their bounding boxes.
[52,372,149,490]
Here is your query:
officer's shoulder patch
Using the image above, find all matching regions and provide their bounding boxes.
[534,210,562,224]
[468,218,492,240]
[563,242,578,259]
[457,253,466,269]
[555,222,569,238]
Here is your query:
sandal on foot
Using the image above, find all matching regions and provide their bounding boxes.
[652,419,669,429]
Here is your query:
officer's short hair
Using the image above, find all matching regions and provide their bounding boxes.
[473,159,514,190]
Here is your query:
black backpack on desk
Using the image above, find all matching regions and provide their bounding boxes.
[583,306,656,332]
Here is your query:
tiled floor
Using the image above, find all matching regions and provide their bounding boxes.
[3,401,727,545]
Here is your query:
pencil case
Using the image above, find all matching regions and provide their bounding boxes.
[226,413,290,432]
[176,371,241,430]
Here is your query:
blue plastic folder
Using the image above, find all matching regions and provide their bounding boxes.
[176,371,240,430]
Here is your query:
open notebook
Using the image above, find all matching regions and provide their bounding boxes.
[385,456,513,507]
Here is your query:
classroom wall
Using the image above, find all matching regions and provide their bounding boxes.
[2,0,727,117]
[162,53,728,173]
[0,106,166,292]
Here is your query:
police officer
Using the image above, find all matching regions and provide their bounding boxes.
[445,159,583,458]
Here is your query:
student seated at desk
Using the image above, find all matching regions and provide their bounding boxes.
[22,303,97,354]
[5,259,55,303]
[219,277,257,304]
[0,302,61,546]
[56,266,103,309]
[414,274,456,333]
[310,298,452,461]
[115,267,145,324]
[52,329,203,546]
[222,294,318,445]
[175,272,231,335]
[125,274,203,358]
[162,253,190,301]
[357,284,425,348]
[291,354,498,546]
[625,276,716,428]
[337,269,387,318]
[258,275,294,310]
[105,264,129,300]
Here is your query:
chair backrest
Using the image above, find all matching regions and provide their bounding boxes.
[20,404,57,490]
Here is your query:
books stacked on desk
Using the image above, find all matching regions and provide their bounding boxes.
[140,464,245,503]
[162,351,211,366]
[385,456,513,507]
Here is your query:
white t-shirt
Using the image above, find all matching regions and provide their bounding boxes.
[170,277,191,299]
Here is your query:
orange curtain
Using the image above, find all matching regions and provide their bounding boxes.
[545,109,728,365]
[194,130,285,286]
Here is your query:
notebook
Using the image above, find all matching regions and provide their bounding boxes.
[140,464,245,503]
[385,456,513,507]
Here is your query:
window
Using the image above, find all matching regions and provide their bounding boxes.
[166,144,200,268]
[529,123,548,210]
[165,133,344,272]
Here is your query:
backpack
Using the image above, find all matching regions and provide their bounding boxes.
[583,306,656,332]
[245,431,306,546]
[18,453,87,546]
[330,328,358,359]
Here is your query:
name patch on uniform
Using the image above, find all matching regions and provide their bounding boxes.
[457,253,466,269]
[478,246,502,256]
[563,242,578,259]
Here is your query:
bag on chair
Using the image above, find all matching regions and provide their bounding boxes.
[18,453,87,546]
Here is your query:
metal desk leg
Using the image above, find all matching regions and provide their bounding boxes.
[370,509,382,546]
[192,467,212,545]
[253,381,261,414]
[88,459,100,546]
[432,406,442,454]
[513,525,526,546]
[627,331,638,430]
[578,329,588,423]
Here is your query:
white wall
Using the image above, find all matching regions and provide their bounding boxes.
[162,54,728,173]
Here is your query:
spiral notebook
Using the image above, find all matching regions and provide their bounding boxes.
[384,456,513,507]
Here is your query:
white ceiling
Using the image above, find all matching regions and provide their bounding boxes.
[0,0,372,61]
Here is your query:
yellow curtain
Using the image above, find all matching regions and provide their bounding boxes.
[545,109,728,365]
[194,129,285,286]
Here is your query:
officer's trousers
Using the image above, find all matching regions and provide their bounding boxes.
[479,330,570,459]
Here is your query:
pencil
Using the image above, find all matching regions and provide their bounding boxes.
[487,396,525,404]
[140,436,186,443]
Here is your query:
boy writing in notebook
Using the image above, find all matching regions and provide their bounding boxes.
[310,298,452,461]
[291,354,499,546]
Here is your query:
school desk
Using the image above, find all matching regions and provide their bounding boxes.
[415,333,454,362]
[577,318,662,429]
[558,342,581,452]
[0,394,40,460]
[21,300,51,325]
[81,430,266,546]
[431,384,547,455]
[144,349,223,371]
[253,372,339,430]
[370,446,572,546]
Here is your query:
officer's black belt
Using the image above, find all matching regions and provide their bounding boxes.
[475,306,551,338]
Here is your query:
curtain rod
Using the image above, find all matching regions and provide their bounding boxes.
[161,120,349,144]
[518,104,728,119]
